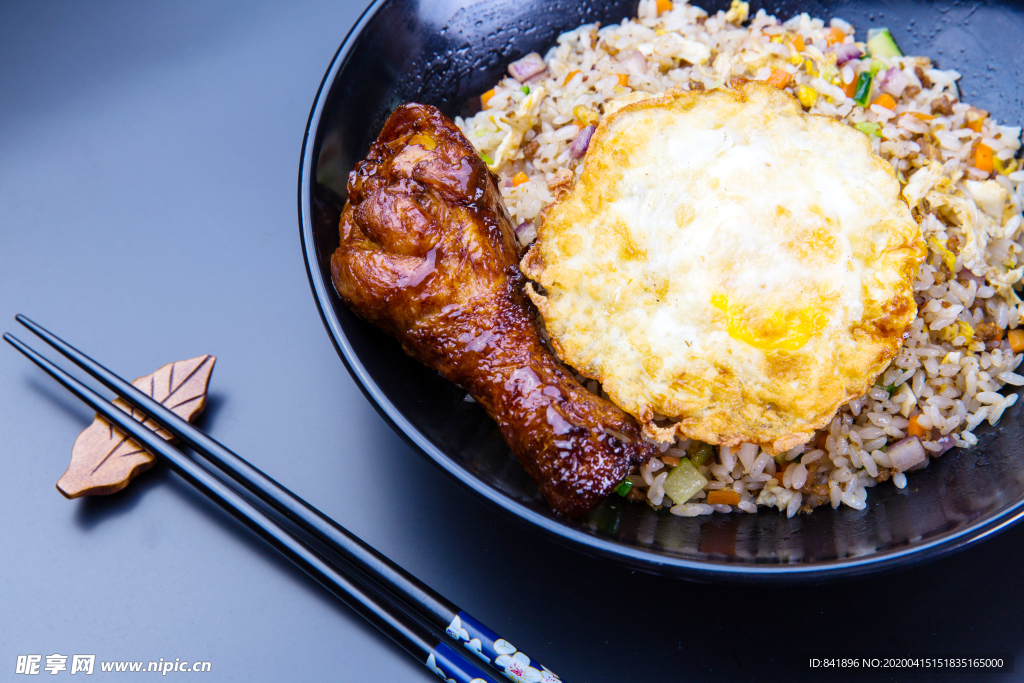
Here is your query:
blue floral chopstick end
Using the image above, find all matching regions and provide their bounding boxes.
[426,642,495,683]
[447,612,562,683]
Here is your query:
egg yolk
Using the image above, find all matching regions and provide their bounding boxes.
[712,293,828,351]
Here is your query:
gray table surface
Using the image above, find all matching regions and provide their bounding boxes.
[2,1,1023,681]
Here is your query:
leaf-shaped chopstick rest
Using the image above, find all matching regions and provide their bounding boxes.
[56,355,216,498]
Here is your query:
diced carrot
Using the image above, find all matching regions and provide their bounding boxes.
[843,78,858,98]
[775,462,788,480]
[909,112,935,121]
[790,34,805,52]
[974,143,994,174]
[965,108,987,132]
[872,93,897,110]
[706,490,741,506]
[766,68,792,89]
[1009,329,1024,353]
[563,70,581,85]
[656,0,673,13]
[512,171,529,187]
[662,455,681,467]
[816,433,829,449]
[907,413,927,438]
[826,27,845,45]
[481,88,496,108]
[617,73,629,87]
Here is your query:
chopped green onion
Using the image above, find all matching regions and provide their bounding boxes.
[479,152,493,165]
[774,452,788,464]
[853,71,873,107]
[689,441,714,467]
[615,479,634,496]
[855,121,882,138]
[521,85,530,94]
[866,27,903,58]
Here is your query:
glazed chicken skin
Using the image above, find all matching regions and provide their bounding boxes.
[331,103,654,515]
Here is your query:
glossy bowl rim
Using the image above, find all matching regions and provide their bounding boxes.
[297,0,1024,581]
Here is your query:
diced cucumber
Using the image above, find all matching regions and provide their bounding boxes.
[866,28,902,58]
[663,458,709,505]
[855,121,882,137]
[852,71,873,107]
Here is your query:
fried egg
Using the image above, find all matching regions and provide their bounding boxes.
[521,80,925,454]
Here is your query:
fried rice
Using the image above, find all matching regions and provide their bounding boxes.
[454,0,1024,516]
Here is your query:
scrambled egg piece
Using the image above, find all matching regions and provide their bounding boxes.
[909,162,1024,301]
[725,0,750,24]
[521,80,925,454]
[489,86,546,171]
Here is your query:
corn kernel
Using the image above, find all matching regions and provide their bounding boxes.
[572,104,599,126]
[796,85,818,108]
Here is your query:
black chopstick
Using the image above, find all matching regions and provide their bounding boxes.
[4,331,501,683]
[11,315,562,683]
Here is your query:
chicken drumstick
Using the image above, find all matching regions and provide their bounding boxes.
[331,103,654,516]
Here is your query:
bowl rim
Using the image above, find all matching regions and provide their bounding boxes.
[297,0,1024,581]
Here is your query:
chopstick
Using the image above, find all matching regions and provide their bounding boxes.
[11,315,562,683]
[12,317,565,679]
[4,327,503,683]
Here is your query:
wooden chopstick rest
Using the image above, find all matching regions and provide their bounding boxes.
[57,355,215,498]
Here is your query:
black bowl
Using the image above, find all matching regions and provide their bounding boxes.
[299,0,1024,580]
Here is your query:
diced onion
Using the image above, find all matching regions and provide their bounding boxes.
[958,269,986,286]
[515,220,537,247]
[880,66,912,98]
[934,434,957,455]
[508,53,547,82]
[825,43,863,65]
[617,49,648,75]
[569,125,596,159]
[888,436,927,472]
